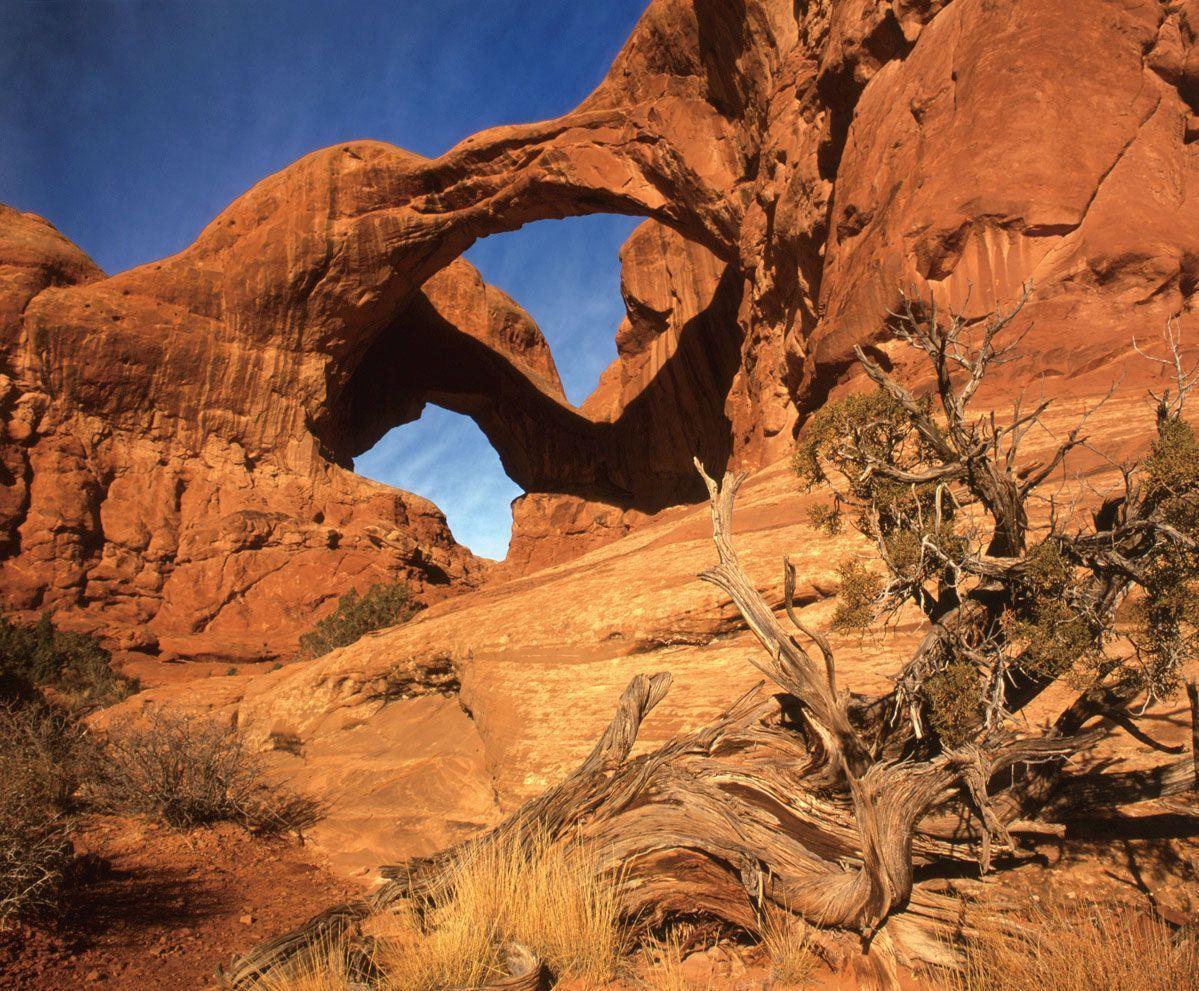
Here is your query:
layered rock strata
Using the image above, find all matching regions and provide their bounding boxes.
[4,0,1198,660]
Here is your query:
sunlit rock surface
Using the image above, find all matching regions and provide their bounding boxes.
[6,0,1199,864]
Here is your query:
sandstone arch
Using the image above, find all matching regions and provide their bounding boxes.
[0,0,802,656]
[0,142,754,659]
[6,0,1199,663]
[330,225,743,507]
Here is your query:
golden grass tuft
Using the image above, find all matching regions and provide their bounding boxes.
[947,902,1199,991]
[245,939,358,991]
[368,896,500,990]
[397,825,626,986]
[640,926,714,991]
[760,909,817,987]
[256,826,626,990]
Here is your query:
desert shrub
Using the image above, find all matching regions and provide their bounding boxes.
[830,558,883,632]
[0,613,137,709]
[96,708,320,834]
[298,582,419,659]
[924,659,982,747]
[791,302,1199,749]
[0,704,92,923]
[948,903,1199,991]
[368,827,625,988]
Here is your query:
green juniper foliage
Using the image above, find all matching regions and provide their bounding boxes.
[1128,413,1199,698]
[1003,542,1104,685]
[0,613,136,709]
[923,658,982,747]
[793,292,1199,749]
[830,559,882,633]
[299,581,420,659]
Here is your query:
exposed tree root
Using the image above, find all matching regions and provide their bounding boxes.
[222,470,1196,990]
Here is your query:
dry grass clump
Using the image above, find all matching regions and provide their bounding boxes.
[373,827,626,988]
[95,708,321,834]
[247,940,361,991]
[948,902,1199,991]
[249,828,625,991]
[760,909,817,987]
[0,704,91,924]
[640,926,714,991]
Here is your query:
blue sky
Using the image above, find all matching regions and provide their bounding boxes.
[1,0,647,559]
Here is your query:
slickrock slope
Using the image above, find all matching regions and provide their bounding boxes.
[120,390,1185,875]
[122,457,851,871]
[4,0,1199,662]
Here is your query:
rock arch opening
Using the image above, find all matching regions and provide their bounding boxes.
[355,405,521,561]
[351,214,645,561]
[463,214,642,406]
[328,215,746,564]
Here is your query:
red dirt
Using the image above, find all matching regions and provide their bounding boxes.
[0,816,360,991]
[2,810,1194,990]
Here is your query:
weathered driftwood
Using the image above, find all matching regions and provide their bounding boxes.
[223,465,1198,990]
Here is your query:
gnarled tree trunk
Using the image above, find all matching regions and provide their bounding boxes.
[222,462,1195,991]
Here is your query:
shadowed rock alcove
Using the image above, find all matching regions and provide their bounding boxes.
[330,218,744,527]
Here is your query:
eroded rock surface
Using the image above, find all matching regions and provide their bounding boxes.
[4,0,1198,667]
[122,391,1186,871]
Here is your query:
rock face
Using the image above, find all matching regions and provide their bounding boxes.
[131,390,1184,871]
[0,203,493,660]
[4,0,1199,661]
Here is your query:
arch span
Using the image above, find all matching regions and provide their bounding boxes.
[330,225,743,514]
[0,0,806,658]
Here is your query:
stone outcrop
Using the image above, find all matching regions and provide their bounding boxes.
[4,0,1199,662]
[126,391,1189,873]
[0,204,495,660]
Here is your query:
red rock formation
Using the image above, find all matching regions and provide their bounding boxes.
[0,205,494,660]
[806,0,1199,404]
[4,0,1198,660]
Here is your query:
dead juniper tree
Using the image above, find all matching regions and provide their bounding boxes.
[224,292,1199,990]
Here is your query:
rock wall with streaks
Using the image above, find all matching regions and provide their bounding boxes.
[3,0,1197,660]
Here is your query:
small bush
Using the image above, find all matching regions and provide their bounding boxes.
[0,613,137,709]
[948,902,1199,991]
[830,559,882,632]
[0,704,92,923]
[96,709,320,834]
[298,582,419,659]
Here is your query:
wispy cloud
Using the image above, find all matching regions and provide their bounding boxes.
[355,407,522,560]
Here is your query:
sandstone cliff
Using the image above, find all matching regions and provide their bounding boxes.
[4,0,1198,666]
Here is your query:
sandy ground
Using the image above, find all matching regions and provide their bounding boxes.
[0,816,358,991]
[1,802,1195,990]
